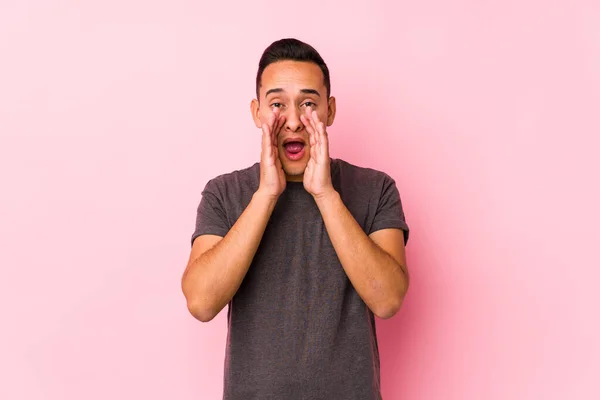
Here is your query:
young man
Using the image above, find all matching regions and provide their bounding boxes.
[182,38,410,399]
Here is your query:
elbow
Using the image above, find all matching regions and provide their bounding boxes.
[186,298,218,323]
[373,285,408,320]
[182,280,219,322]
[373,299,403,320]
[376,266,410,319]
[181,274,219,322]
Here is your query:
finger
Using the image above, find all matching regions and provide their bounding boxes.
[274,148,282,168]
[270,116,279,149]
[310,108,322,125]
[320,127,329,159]
[311,110,329,157]
[270,115,279,142]
[317,120,327,153]
[262,113,277,158]
[261,110,281,160]
[300,114,313,134]
[311,109,323,137]
[278,114,287,134]
[309,108,323,147]
[261,125,272,162]
[300,114,317,147]
[273,115,286,144]
[271,107,281,126]
[310,127,317,148]
[304,107,319,137]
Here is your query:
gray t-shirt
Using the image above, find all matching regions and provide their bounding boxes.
[191,158,409,400]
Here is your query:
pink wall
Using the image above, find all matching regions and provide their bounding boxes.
[1,1,598,399]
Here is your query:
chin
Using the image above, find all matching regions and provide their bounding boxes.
[281,161,308,181]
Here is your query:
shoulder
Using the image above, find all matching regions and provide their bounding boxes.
[203,163,260,198]
[333,158,396,190]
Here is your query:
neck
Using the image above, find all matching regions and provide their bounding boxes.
[286,174,304,182]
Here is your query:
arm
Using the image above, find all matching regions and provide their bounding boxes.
[301,107,408,319]
[182,109,287,322]
[182,191,277,322]
[315,191,408,319]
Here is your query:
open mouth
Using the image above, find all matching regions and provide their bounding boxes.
[282,139,306,161]
[284,141,304,154]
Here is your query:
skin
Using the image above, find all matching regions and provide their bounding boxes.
[250,60,336,186]
[182,60,408,322]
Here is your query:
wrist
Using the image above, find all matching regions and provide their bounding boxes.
[313,187,339,205]
[253,188,280,208]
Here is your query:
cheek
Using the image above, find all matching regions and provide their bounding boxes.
[319,110,329,124]
[259,106,270,118]
[257,108,275,126]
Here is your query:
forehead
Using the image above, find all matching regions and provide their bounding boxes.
[260,60,325,97]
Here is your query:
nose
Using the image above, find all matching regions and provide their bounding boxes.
[283,107,304,133]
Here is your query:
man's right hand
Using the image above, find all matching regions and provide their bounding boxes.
[258,109,286,199]
[183,109,287,322]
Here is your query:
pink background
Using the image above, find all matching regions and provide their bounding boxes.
[1,1,599,399]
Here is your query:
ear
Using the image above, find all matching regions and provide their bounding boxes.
[326,96,337,127]
[250,98,261,128]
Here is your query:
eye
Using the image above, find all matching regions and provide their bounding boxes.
[270,103,282,108]
[302,101,316,108]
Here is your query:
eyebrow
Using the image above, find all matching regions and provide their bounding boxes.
[265,88,321,97]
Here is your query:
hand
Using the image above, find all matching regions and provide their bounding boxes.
[301,107,335,199]
[257,109,286,200]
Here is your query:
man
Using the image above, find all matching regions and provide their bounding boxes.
[182,38,410,399]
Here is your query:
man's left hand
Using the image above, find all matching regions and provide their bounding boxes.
[301,107,336,200]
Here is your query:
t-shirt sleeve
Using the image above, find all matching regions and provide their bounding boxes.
[190,179,230,247]
[369,175,410,244]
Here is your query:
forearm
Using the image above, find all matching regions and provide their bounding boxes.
[315,191,408,318]
[183,190,277,320]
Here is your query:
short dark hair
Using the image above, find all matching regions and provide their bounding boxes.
[256,38,331,100]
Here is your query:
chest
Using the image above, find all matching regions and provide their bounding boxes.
[245,187,372,294]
